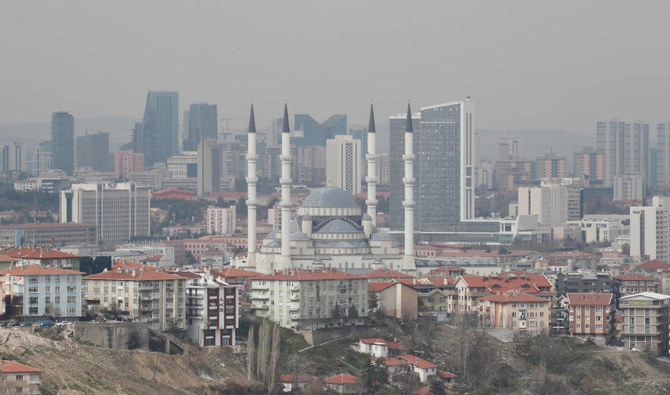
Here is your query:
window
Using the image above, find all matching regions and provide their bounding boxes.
[55,296,60,304]
[67,286,76,293]
[55,286,60,293]
[28,277,38,284]
[67,296,76,303]
[16,375,23,382]
[29,297,38,305]
[45,286,50,293]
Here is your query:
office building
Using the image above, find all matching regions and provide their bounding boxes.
[347,126,368,162]
[613,173,644,202]
[389,100,476,232]
[536,152,567,179]
[135,91,179,165]
[620,292,670,355]
[76,132,109,172]
[31,142,52,177]
[167,151,198,178]
[574,147,605,183]
[206,206,236,236]
[596,119,650,186]
[0,223,97,247]
[326,135,362,195]
[51,112,75,175]
[293,114,347,146]
[219,139,246,183]
[59,183,151,245]
[630,196,670,262]
[498,137,520,161]
[657,123,670,187]
[185,103,218,151]
[114,150,144,180]
[197,139,221,196]
[518,183,568,227]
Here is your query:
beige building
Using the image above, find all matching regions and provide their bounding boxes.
[566,293,614,345]
[114,150,144,180]
[620,292,670,355]
[250,269,368,330]
[0,360,41,394]
[478,293,551,335]
[368,281,418,320]
[206,206,236,236]
[83,267,186,331]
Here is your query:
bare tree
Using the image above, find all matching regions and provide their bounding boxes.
[257,320,271,383]
[246,325,256,381]
[268,324,281,392]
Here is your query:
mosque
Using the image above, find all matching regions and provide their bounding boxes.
[235,100,418,274]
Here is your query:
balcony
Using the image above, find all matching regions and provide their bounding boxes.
[251,304,269,310]
[250,294,269,300]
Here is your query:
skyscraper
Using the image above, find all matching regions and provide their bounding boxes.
[197,139,221,196]
[389,100,475,232]
[51,112,74,175]
[574,147,605,183]
[596,119,649,186]
[536,152,567,179]
[185,103,218,151]
[140,91,178,165]
[76,132,109,171]
[293,114,347,146]
[326,135,362,195]
[657,123,670,187]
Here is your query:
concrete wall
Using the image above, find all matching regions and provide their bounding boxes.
[74,322,150,350]
[297,324,389,346]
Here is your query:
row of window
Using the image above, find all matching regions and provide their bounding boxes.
[29,286,77,293]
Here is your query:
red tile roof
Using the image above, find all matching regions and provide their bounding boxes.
[112,260,158,271]
[0,254,18,262]
[437,370,457,379]
[614,274,656,281]
[4,246,79,259]
[479,293,549,303]
[0,265,83,276]
[254,269,365,281]
[637,260,670,270]
[367,282,396,293]
[566,293,613,307]
[0,360,41,373]
[84,269,184,281]
[363,269,414,279]
[212,267,263,278]
[412,387,430,395]
[398,354,438,369]
[377,356,407,366]
[325,373,359,385]
[278,375,318,383]
[359,338,389,345]
[169,271,201,279]
[459,272,552,294]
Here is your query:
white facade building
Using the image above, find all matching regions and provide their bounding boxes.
[206,206,237,236]
[326,135,362,195]
[60,182,151,246]
[630,196,670,262]
[614,173,645,202]
[166,151,198,178]
[518,183,568,227]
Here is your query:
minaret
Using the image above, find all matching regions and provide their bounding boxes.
[246,102,258,268]
[366,101,378,226]
[402,100,416,272]
[280,100,292,267]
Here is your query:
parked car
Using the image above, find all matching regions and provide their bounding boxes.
[39,321,55,327]
[19,321,32,327]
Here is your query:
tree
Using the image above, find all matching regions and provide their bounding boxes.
[368,291,379,311]
[363,358,389,392]
[348,304,359,319]
[429,377,446,395]
[268,324,281,391]
[246,325,255,381]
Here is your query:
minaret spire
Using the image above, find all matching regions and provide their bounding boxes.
[402,100,416,272]
[366,101,378,226]
[246,102,258,269]
[279,99,293,269]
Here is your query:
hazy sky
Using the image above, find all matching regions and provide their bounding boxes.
[1,0,670,133]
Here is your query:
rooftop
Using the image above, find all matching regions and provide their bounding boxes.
[0,265,84,276]
[0,360,41,373]
[325,373,359,385]
[253,269,365,281]
[302,187,359,208]
[479,293,548,303]
[84,268,185,281]
[566,293,613,306]
[398,354,438,369]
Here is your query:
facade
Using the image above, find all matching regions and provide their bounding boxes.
[555,272,613,296]
[596,119,650,186]
[620,292,670,354]
[326,135,362,195]
[630,196,670,262]
[614,275,658,296]
[613,173,644,202]
[566,293,614,344]
[536,152,567,179]
[0,223,97,247]
[398,355,437,383]
[250,269,368,330]
[478,293,551,335]
[197,139,221,196]
[657,122,670,186]
[574,147,605,183]
[83,268,186,331]
[60,182,151,245]
[0,265,84,319]
[31,141,52,177]
[206,206,236,236]
[185,103,218,151]
[518,183,568,227]
[293,114,347,146]
[368,282,418,320]
[389,100,476,232]
[51,111,75,175]
[0,361,41,395]
[76,132,109,172]
[136,91,179,165]
[495,160,534,192]
[114,150,144,180]
[295,146,326,186]
[166,151,198,178]
[180,272,239,347]
[455,272,554,312]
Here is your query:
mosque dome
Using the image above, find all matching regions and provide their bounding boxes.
[302,188,359,208]
[316,219,361,234]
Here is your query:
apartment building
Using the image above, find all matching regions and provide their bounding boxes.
[566,293,615,345]
[0,265,84,319]
[620,292,670,355]
[250,269,368,330]
[455,272,554,312]
[177,271,239,347]
[83,268,186,331]
[206,206,237,236]
[0,360,41,395]
[478,293,551,335]
[3,247,81,270]
[0,223,97,247]
[614,275,659,296]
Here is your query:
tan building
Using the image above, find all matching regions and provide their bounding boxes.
[83,268,186,331]
[573,147,605,182]
[114,150,144,180]
[620,292,670,355]
[0,360,41,394]
[478,293,551,335]
[368,281,418,320]
[566,293,614,345]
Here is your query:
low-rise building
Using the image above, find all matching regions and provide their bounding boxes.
[0,265,84,319]
[277,375,319,393]
[3,246,81,270]
[0,223,97,247]
[455,272,554,312]
[620,292,670,355]
[357,338,390,358]
[478,293,551,335]
[398,354,437,383]
[324,373,360,394]
[0,360,41,395]
[555,272,614,296]
[367,282,418,320]
[566,293,615,345]
[614,275,659,296]
[83,268,186,331]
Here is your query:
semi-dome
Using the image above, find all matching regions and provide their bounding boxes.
[302,187,359,208]
[316,218,361,234]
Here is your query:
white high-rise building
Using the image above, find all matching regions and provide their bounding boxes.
[197,139,221,196]
[518,183,568,227]
[59,183,151,245]
[630,196,670,262]
[614,173,644,202]
[596,119,650,186]
[206,206,237,236]
[326,135,362,195]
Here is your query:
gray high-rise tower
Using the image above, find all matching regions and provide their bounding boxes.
[140,91,178,165]
[185,103,218,151]
[596,119,650,186]
[76,132,109,171]
[51,112,75,175]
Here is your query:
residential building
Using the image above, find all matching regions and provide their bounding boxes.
[613,173,644,202]
[0,265,84,319]
[518,183,568,227]
[566,293,615,345]
[574,147,605,183]
[295,146,326,186]
[197,139,221,196]
[498,138,520,161]
[166,151,198,178]
[495,160,534,192]
[250,269,368,330]
[3,247,81,270]
[620,292,670,354]
[357,338,390,358]
[277,375,319,393]
[82,267,186,331]
[324,373,359,394]
[76,132,109,172]
[478,293,551,335]
[326,135,362,195]
[657,122,670,186]
[635,259,670,275]
[185,103,217,151]
[60,182,151,245]
[536,152,567,179]
[596,119,650,186]
[114,150,144,180]
[398,354,438,383]
[455,272,554,312]
[367,282,418,320]
[31,141,52,177]
[0,360,41,395]
[555,272,614,296]
[178,271,239,347]
[614,275,658,296]
[51,111,75,175]
[135,91,179,166]
[572,215,627,244]
[0,223,97,247]
[630,196,670,262]
[206,206,236,236]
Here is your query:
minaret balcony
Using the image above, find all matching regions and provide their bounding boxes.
[246,154,258,160]
[402,177,415,184]
[402,154,415,161]
[280,154,292,161]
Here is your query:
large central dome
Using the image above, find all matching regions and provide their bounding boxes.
[302,187,359,208]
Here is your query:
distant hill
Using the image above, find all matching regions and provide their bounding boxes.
[478,128,595,163]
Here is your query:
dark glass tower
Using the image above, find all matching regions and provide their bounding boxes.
[51,112,75,175]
